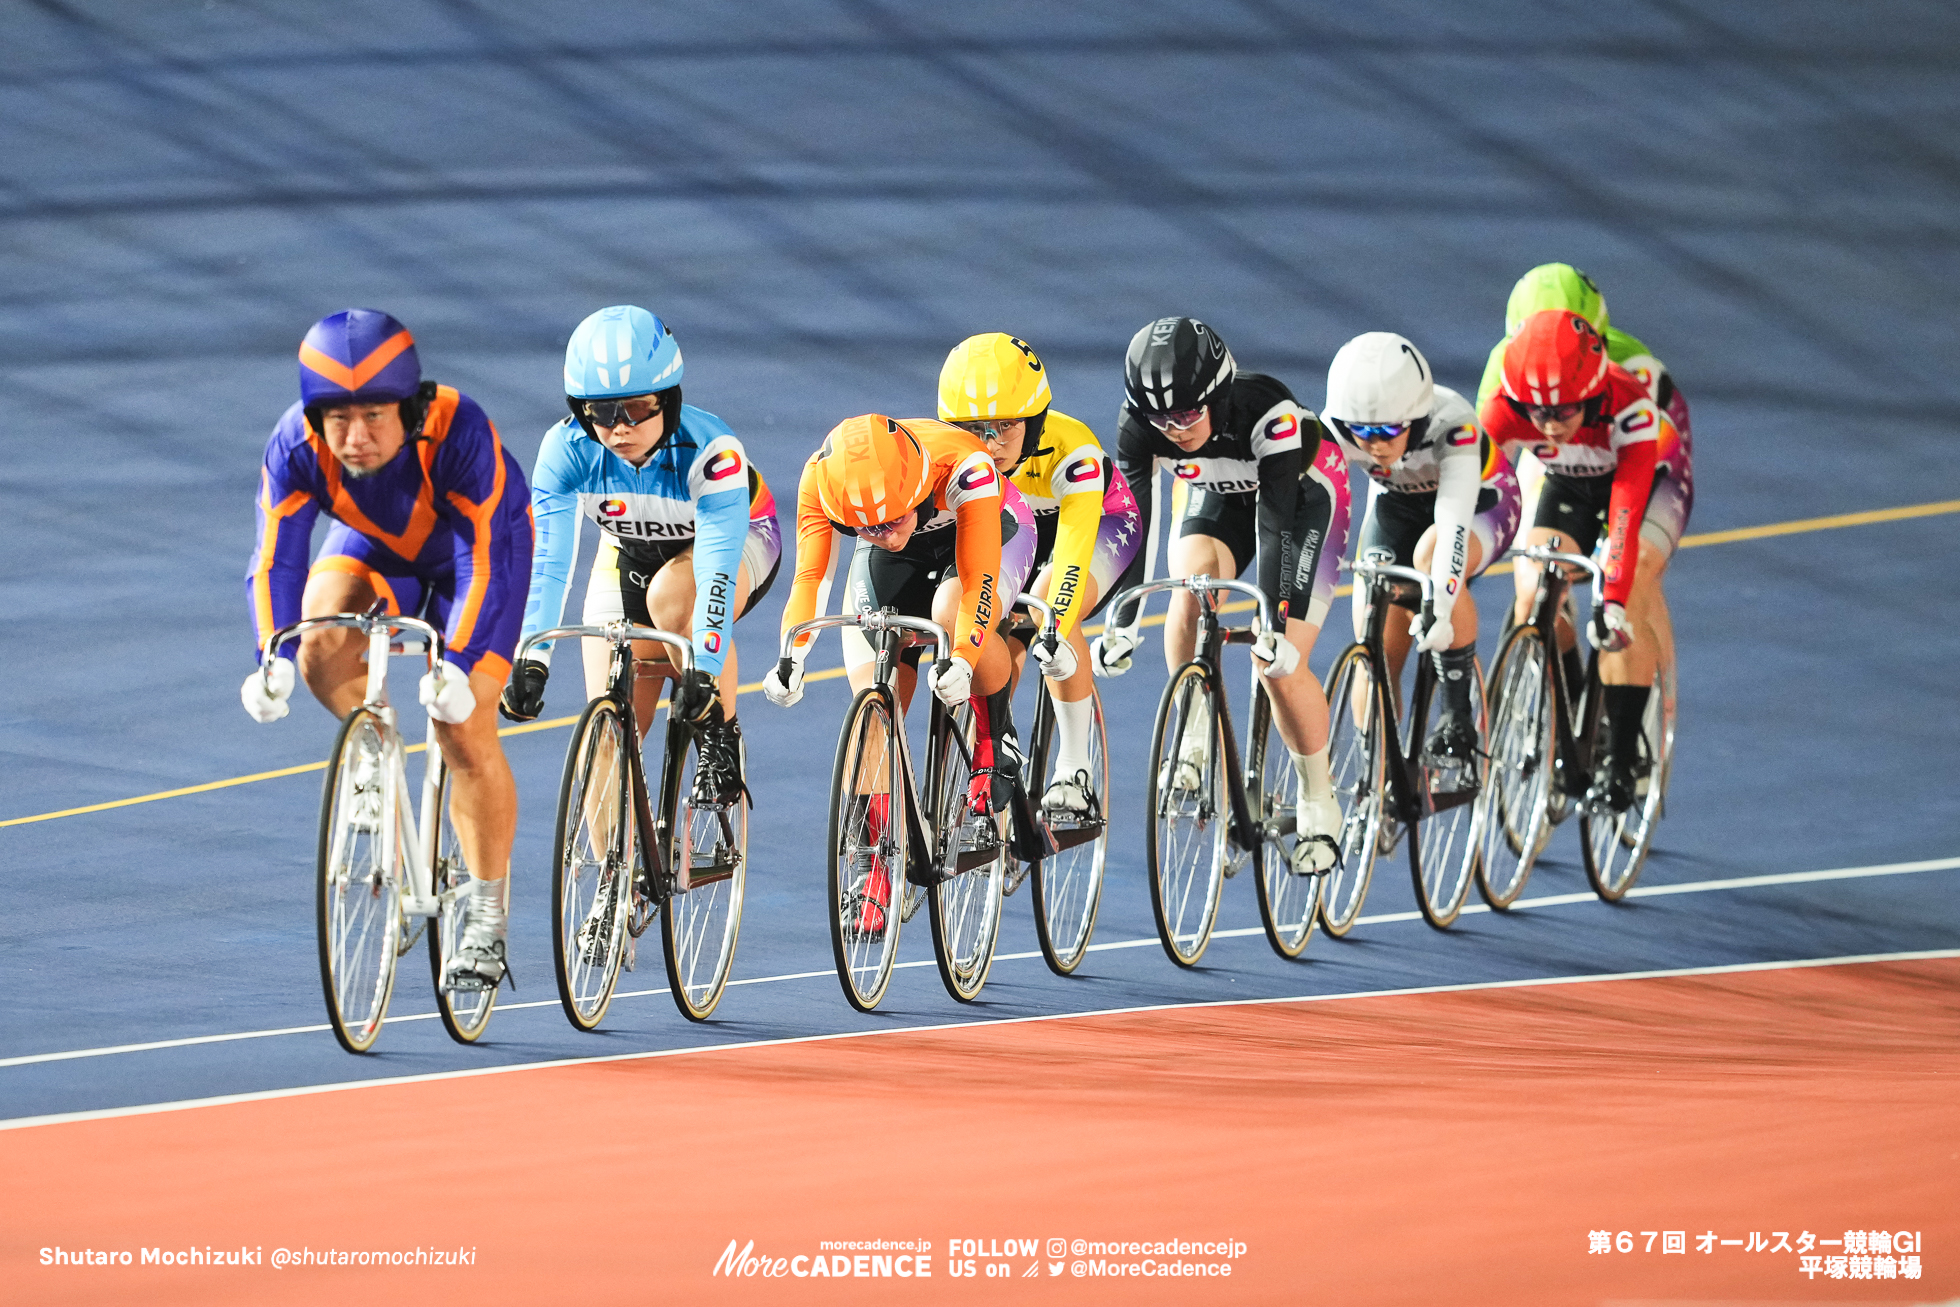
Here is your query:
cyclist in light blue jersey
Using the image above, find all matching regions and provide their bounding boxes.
[500,306,781,805]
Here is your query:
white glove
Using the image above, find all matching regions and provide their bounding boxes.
[1250,629,1300,678]
[1090,628,1139,679]
[928,656,973,707]
[763,657,805,708]
[1032,634,1078,682]
[419,660,477,724]
[240,656,296,723]
[1411,608,1455,654]
[1590,601,1634,653]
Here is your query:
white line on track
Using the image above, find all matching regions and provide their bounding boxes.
[1,855,1952,1075]
[5,945,1956,1134]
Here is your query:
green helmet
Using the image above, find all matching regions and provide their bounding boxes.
[1504,263,1609,337]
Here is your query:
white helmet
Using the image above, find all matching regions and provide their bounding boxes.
[1323,332,1434,429]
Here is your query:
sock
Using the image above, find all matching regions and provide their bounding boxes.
[470,875,508,935]
[1051,695,1095,782]
[1433,645,1477,716]
[1291,746,1333,801]
[968,686,1016,774]
[863,792,890,845]
[1603,684,1651,766]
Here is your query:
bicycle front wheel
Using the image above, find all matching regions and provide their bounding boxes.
[1581,662,1675,901]
[1318,645,1385,937]
[828,686,906,1012]
[551,697,636,1032]
[927,703,1006,1003]
[317,708,404,1054]
[1476,625,1555,910]
[1410,655,1487,929]
[1029,690,1108,976]
[428,765,496,1043]
[1247,680,1318,959]
[659,716,746,1022]
[1145,662,1227,967]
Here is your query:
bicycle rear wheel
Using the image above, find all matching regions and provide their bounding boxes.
[1409,656,1487,929]
[1581,663,1675,901]
[428,765,496,1043]
[1028,690,1108,976]
[828,686,906,1012]
[1145,662,1227,967]
[1247,680,1318,959]
[658,716,747,1021]
[317,708,403,1054]
[551,697,636,1032]
[928,703,1006,1003]
[1476,624,1556,909]
[1318,645,1385,937]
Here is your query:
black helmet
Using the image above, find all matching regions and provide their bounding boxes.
[1123,317,1236,415]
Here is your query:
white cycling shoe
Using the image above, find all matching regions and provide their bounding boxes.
[1291,794,1344,875]
[1041,770,1097,815]
[443,918,507,992]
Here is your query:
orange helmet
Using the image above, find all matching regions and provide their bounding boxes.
[1501,308,1609,408]
[812,415,932,529]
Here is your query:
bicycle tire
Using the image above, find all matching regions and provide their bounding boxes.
[1475,625,1555,910]
[659,715,746,1022]
[316,707,403,1055]
[1145,662,1227,967]
[1247,680,1319,959]
[551,696,636,1032]
[1318,645,1385,937]
[1028,690,1108,976]
[1581,662,1675,901]
[1409,653,1487,929]
[428,764,496,1043]
[927,702,1006,1003]
[827,686,906,1012]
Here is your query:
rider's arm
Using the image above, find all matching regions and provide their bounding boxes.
[1037,418,1108,640]
[245,430,322,663]
[684,434,753,678]
[1251,400,1308,623]
[946,450,1005,667]
[519,420,586,667]
[1426,416,1486,622]
[431,397,527,676]
[779,455,839,655]
[1600,403,1660,606]
[1104,414,1157,630]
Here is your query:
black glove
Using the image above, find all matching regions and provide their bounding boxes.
[671,667,722,724]
[498,658,549,722]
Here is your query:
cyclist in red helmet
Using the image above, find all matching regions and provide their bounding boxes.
[1481,309,1691,813]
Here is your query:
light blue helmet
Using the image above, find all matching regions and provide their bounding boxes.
[563,305,683,399]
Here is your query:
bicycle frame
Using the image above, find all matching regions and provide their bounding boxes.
[1344,558,1478,824]
[263,609,449,919]
[779,609,952,881]
[517,621,695,898]
[1508,545,1609,799]
[1106,574,1275,857]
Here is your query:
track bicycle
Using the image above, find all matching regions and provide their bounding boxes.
[1107,575,1311,965]
[516,621,746,1028]
[778,610,1011,1009]
[1317,558,1489,934]
[1476,545,1676,906]
[1006,593,1108,976]
[260,606,493,1054]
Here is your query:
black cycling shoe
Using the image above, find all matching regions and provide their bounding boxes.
[1585,757,1638,814]
[691,719,745,808]
[1423,710,1478,764]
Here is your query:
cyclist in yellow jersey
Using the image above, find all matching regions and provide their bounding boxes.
[937,334,1142,814]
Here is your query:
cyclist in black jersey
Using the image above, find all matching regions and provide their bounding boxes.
[1098,318,1352,873]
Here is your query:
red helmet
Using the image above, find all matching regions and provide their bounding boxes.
[1501,309,1608,408]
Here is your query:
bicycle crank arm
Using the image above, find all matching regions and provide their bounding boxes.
[401,892,441,918]
[1045,819,1105,852]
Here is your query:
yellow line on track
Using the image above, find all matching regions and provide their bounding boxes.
[6,496,1957,830]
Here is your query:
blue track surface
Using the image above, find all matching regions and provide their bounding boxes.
[3,1,1957,1123]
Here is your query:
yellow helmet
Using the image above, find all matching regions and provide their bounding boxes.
[938,333,1052,421]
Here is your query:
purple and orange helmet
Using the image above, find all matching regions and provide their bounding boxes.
[298,309,422,407]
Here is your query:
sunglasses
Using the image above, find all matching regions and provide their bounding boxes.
[952,418,1024,444]
[1145,407,1207,433]
[582,395,663,429]
[859,516,908,540]
[1522,400,1585,424]
[1345,421,1409,442]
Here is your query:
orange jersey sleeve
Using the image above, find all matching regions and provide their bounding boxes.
[779,453,840,653]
